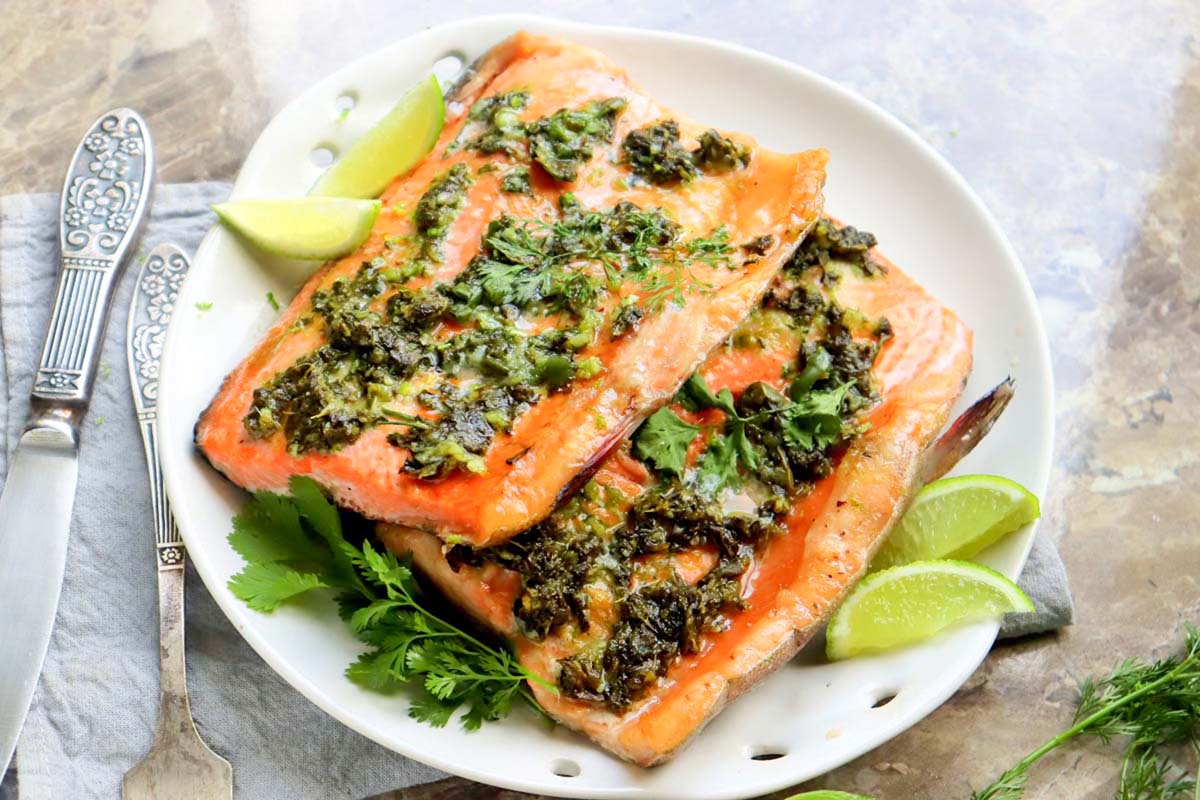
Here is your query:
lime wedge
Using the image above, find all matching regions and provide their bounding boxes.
[826,560,1034,661]
[213,198,380,260]
[310,74,445,198]
[785,793,877,800]
[872,475,1040,571]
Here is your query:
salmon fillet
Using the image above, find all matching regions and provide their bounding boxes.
[378,226,973,765]
[195,32,828,546]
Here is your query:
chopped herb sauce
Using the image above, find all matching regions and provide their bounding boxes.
[500,166,533,194]
[621,121,697,185]
[610,297,645,338]
[414,163,474,262]
[245,192,744,472]
[461,91,530,155]
[621,122,753,185]
[693,129,751,172]
[527,97,628,182]
[461,92,628,184]
[558,566,748,707]
[786,217,881,279]
[444,218,888,709]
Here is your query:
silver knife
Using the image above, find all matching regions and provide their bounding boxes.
[0,108,153,773]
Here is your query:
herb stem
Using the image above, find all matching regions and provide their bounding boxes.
[1193,742,1199,800]
[519,685,557,723]
[975,626,1200,799]
[1011,655,1194,776]
[391,579,557,694]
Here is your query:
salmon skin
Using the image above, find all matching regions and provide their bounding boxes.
[378,219,977,765]
[195,32,828,546]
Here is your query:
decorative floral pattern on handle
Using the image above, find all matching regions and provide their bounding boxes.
[61,112,148,257]
[127,244,190,567]
[129,248,188,406]
[34,108,153,403]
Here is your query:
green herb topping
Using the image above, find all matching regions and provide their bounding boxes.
[414,163,474,262]
[609,296,645,338]
[787,217,882,279]
[621,121,698,185]
[245,193,739,470]
[621,121,753,185]
[693,129,752,172]
[445,219,889,708]
[461,90,530,156]
[557,568,747,708]
[500,166,533,195]
[527,97,628,182]
[461,92,628,184]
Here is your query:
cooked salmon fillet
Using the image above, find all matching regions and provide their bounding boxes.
[195,32,828,546]
[378,228,974,765]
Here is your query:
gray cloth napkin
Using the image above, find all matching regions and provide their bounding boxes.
[0,183,1072,799]
[0,184,444,800]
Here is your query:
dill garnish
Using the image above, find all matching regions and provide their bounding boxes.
[973,625,1200,800]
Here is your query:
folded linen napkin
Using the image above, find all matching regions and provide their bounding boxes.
[0,184,444,800]
[0,183,1072,800]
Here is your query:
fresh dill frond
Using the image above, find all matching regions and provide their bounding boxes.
[1115,745,1195,800]
[972,625,1200,800]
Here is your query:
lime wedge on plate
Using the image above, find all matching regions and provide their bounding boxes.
[826,560,1034,661]
[310,74,445,198]
[215,75,442,259]
[212,198,380,260]
[785,793,876,800]
[872,475,1040,571]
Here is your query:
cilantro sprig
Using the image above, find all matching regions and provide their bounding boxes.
[633,372,853,496]
[632,407,701,477]
[227,475,551,730]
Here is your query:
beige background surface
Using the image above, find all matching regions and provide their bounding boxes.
[2,1,1198,798]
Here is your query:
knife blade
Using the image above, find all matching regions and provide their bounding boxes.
[0,108,154,774]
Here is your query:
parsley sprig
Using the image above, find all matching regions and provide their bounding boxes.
[634,372,851,496]
[227,475,551,730]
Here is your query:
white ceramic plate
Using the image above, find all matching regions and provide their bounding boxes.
[158,14,1053,799]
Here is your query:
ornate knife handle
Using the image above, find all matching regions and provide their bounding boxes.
[32,108,154,425]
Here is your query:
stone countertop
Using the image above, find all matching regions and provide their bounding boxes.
[3,1,1198,798]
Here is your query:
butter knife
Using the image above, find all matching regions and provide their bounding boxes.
[122,244,232,799]
[0,108,153,774]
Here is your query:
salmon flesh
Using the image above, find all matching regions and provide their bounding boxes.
[379,222,977,765]
[195,32,828,546]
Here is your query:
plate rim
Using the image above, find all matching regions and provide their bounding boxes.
[159,12,1055,798]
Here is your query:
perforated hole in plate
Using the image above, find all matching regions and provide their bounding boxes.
[310,144,337,167]
[550,758,581,778]
[334,92,357,117]
[870,689,899,709]
[747,746,788,762]
[432,51,467,84]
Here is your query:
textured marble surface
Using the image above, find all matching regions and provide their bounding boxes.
[3,1,1199,798]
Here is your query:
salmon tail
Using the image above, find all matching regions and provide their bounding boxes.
[921,376,1015,483]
